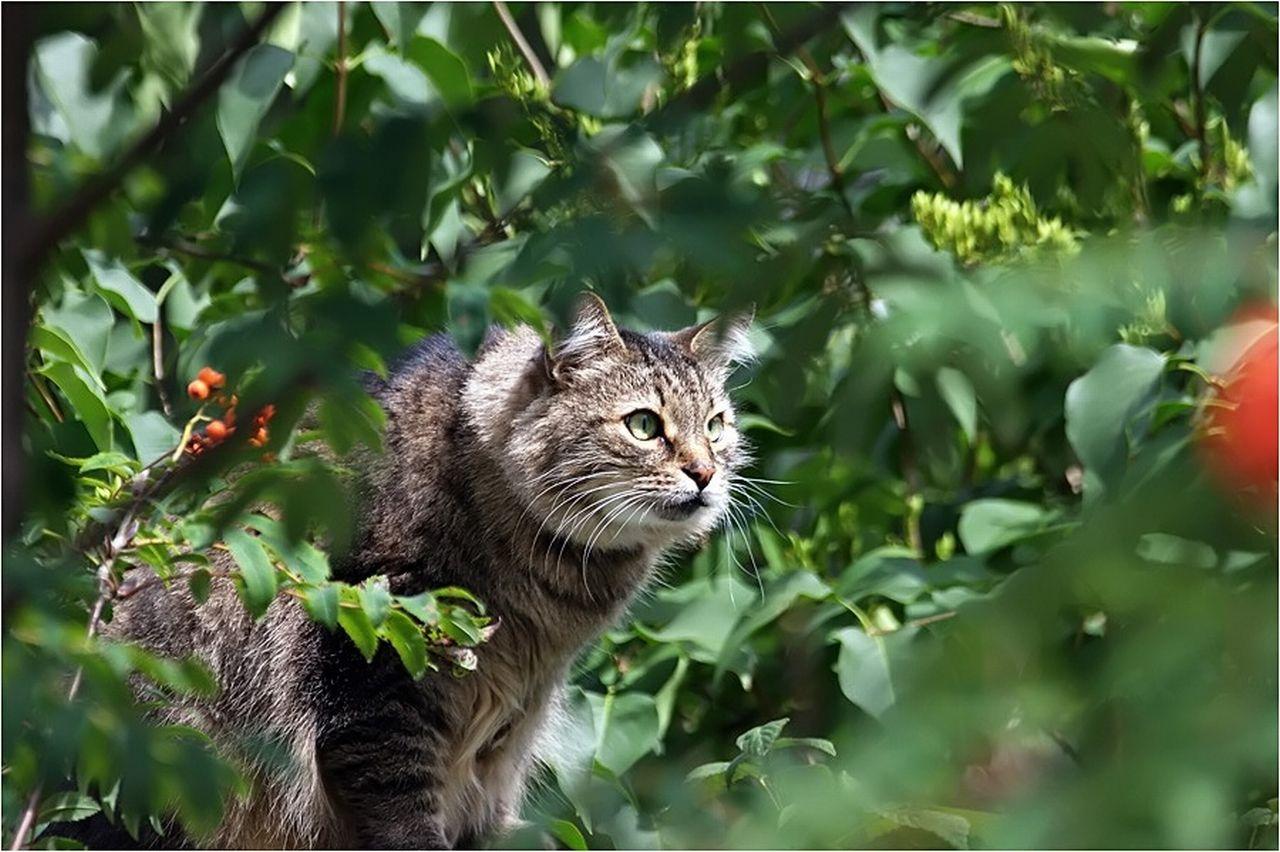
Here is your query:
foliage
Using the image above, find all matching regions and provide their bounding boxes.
[5,2,1278,849]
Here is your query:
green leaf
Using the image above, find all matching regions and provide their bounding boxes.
[548,819,588,851]
[957,499,1053,555]
[736,717,789,758]
[1064,344,1165,490]
[42,290,113,374]
[832,627,894,718]
[224,528,279,618]
[218,44,294,177]
[39,360,113,450]
[405,37,473,108]
[30,324,102,385]
[588,690,661,776]
[371,2,429,50]
[245,514,331,583]
[123,411,180,465]
[37,791,100,825]
[303,584,340,629]
[379,609,428,678]
[358,577,393,628]
[396,591,439,625]
[433,586,486,614]
[936,367,978,442]
[32,32,134,160]
[83,250,157,324]
[187,568,212,605]
[774,737,837,756]
[337,593,379,661]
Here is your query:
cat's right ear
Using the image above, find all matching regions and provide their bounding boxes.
[544,293,625,384]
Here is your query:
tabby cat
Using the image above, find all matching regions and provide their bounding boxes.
[101,295,753,849]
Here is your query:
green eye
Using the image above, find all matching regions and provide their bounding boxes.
[707,413,725,441]
[625,409,662,440]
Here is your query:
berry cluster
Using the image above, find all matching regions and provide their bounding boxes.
[183,366,276,457]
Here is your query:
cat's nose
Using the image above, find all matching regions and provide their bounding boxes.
[682,460,716,491]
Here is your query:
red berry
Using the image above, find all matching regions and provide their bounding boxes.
[206,420,228,441]
[197,367,226,389]
[187,379,209,401]
[1200,304,1278,510]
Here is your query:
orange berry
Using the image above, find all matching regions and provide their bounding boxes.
[187,379,209,401]
[206,420,228,441]
[197,367,226,389]
[224,407,236,426]
[254,427,269,444]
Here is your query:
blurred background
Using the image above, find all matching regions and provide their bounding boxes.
[3,2,1277,848]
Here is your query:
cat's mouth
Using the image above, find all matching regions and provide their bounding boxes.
[655,495,709,520]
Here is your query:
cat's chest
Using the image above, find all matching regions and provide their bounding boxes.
[434,650,561,841]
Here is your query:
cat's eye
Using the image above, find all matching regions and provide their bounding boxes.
[707,413,725,441]
[624,409,662,441]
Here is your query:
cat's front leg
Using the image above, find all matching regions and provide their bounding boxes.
[315,655,453,849]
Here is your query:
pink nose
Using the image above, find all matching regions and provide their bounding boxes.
[682,460,716,491]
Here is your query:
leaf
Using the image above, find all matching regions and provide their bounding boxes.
[31,32,134,160]
[379,609,428,678]
[735,717,789,758]
[218,44,294,177]
[337,595,378,662]
[686,761,731,782]
[187,569,212,605]
[30,325,102,385]
[936,367,978,442]
[83,251,158,324]
[832,627,894,718]
[245,515,331,583]
[396,591,440,625]
[957,499,1053,555]
[39,360,113,450]
[123,412,180,465]
[371,2,429,50]
[358,577,393,628]
[303,584,339,629]
[405,37,473,108]
[42,291,113,374]
[774,737,837,756]
[495,149,552,216]
[37,791,100,825]
[224,528,278,618]
[433,586,486,614]
[548,819,588,851]
[1065,344,1166,489]
[588,691,661,776]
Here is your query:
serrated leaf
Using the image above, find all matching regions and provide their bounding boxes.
[358,577,393,628]
[337,598,378,662]
[396,591,439,625]
[303,584,339,629]
[379,609,428,678]
[224,528,278,618]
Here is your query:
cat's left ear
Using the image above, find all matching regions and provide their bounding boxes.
[671,306,756,373]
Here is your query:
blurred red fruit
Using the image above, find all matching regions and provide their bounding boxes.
[197,366,226,389]
[1200,302,1278,509]
[206,420,229,441]
[187,379,209,401]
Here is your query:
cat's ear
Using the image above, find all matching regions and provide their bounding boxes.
[671,306,756,373]
[546,293,625,382]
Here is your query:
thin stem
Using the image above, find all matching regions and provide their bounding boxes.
[332,1,348,136]
[152,315,172,418]
[493,0,550,89]
[1190,13,1211,184]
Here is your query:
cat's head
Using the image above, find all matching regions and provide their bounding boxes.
[479,294,754,553]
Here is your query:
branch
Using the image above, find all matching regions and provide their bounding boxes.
[493,1,550,89]
[332,1,348,136]
[8,508,139,850]
[17,4,287,275]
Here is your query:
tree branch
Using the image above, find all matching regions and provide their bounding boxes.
[17,4,286,275]
[493,0,550,89]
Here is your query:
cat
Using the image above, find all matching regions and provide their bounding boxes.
[96,294,754,849]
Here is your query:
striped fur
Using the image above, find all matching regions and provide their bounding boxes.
[105,299,753,848]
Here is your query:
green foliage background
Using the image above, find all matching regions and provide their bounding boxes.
[4,2,1278,849]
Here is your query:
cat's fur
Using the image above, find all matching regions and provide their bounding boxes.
[99,297,753,849]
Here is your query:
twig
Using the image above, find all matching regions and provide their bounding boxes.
[332,1,348,136]
[17,4,286,275]
[1190,13,1211,183]
[8,509,139,850]
[492,1,550,89]
[27,369,63,423]
[152,315,172,418]
[759,5,856,221]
